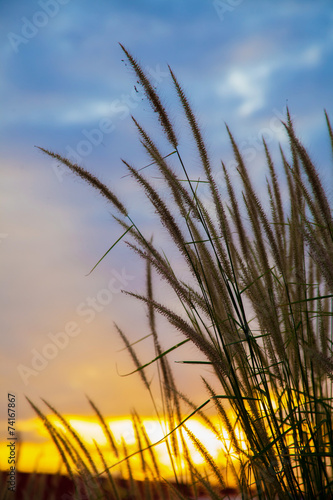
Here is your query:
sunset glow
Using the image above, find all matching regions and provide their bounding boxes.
[0,414,239,481]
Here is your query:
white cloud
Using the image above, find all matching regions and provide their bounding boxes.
[214,39,325,118]
[216,64,271,117]
[59,100,116,125]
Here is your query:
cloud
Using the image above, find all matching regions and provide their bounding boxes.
[216,65,270,117]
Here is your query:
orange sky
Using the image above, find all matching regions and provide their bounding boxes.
[1,159,214,423]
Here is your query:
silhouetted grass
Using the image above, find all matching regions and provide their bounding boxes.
[30,45,333,499]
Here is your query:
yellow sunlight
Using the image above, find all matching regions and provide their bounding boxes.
[0,414,241,483]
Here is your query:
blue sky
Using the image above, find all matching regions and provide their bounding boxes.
[1,0,333,424]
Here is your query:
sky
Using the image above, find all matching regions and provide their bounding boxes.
[1,0,333,432]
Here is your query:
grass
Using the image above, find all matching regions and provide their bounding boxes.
[27,45,333,499]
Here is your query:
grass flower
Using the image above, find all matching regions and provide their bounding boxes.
[32,47,333,499]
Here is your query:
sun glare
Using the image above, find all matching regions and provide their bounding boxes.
[0,414,237,480]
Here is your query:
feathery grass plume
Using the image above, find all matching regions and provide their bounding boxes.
[122,160,197,270]
[264,138,285,227]
[40,398,104,496]
[170,67,234,274]
[132,412,161,485]
[290,162,326,239]
[146,245,158,341]
[87,397,119,458]
[284,118,332,235]
[307,347,333,380]
[197,199,234,280]
[121,161,221,314]
[201,382,247,496]
[131,413,154,500]
[116,325,151,391]
[286,110,305,227]
[145,254,189,486]
[279,144,300,281]
[123,290,231,377]
[325,109,333,158]
[133,412,170,500]
[131,116,203,224]
[113,214,166,271]
[169,67,210,176]
[146,252,176,406]
[120,44,178,149]
[126,241,209,318]
[170,385,221,441]
[184,425,226,491]
[264,139,287,260]
[202,379,243,457]
[36,147,128,217]
[37,48,333,498]
[304,230,333,292]
[134,284,182,482]
[26,397,76,485]
[287,140,333,291]
[229,134,280,281]
[318,288,330,357]
[222,161,257,281]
